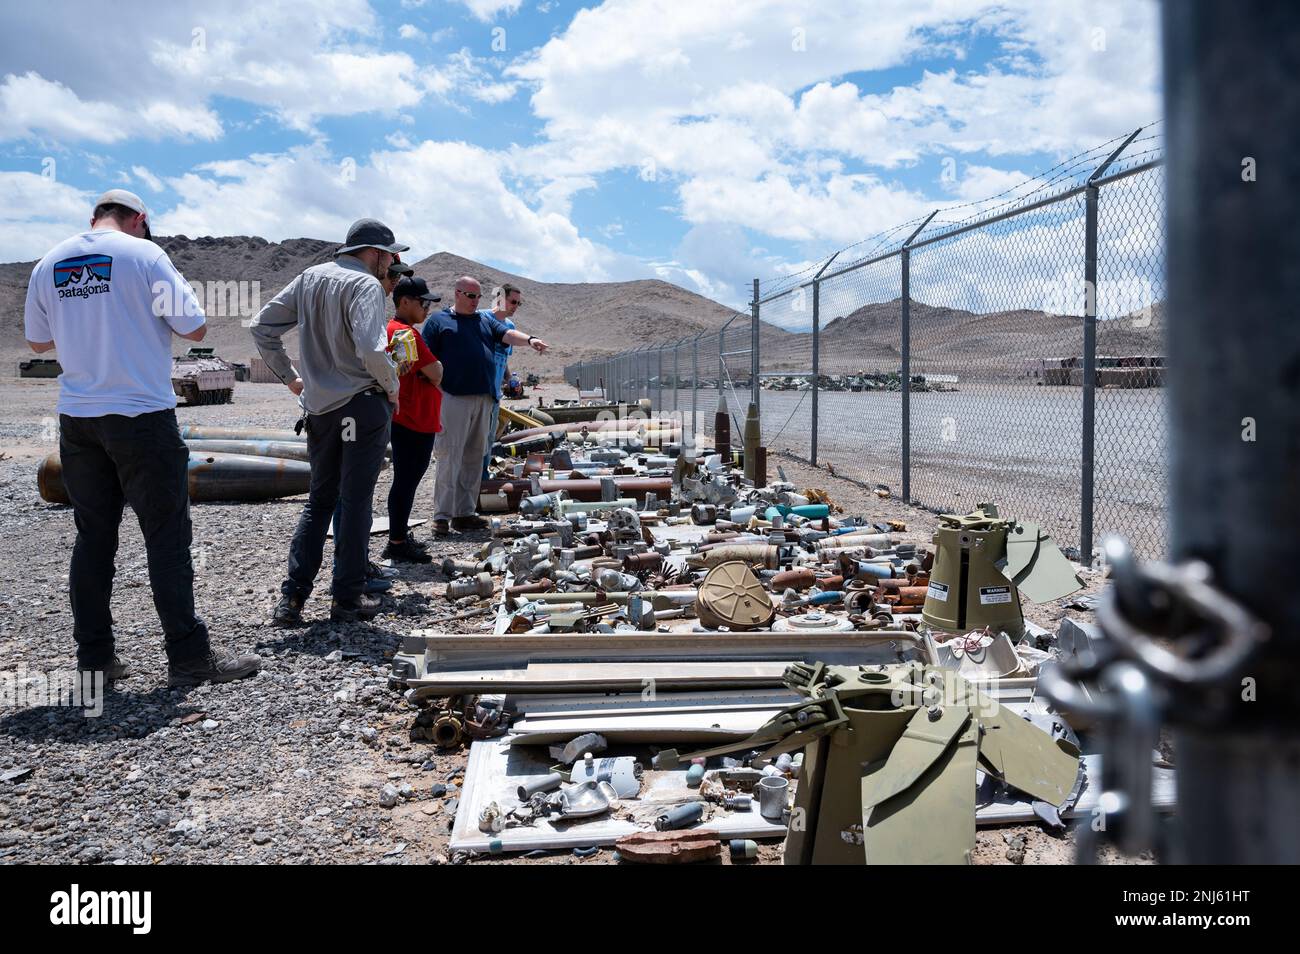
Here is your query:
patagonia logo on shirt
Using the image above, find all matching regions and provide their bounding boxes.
[53,254,113,299]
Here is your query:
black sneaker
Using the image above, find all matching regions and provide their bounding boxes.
[168,648,262,687]
[363,561,394,593]
[432,519,452,537]
[330,593,383,623]
[79,654,129,682]
[382,536,433,563]
[452,514,489,531]
[271,594,305,627]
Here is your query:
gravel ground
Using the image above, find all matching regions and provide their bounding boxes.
[0,379,1148,865]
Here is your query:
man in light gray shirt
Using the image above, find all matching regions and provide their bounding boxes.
[251,218,404,626]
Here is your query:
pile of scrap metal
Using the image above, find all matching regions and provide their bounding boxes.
[389,399,1174,863]
[36,424,315,504]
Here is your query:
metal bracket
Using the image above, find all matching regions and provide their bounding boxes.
[1040,535,1271,861]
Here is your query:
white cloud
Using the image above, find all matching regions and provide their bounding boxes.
[0,171,92,261]
[424,50,519,108]
[130,166,166,193]
[451,0,523,22]
[0,1,506,142]
[505,0,1160,265]
[0,73,130,144]
[154,141,625,282]
[0,72,222,144]
[399,24,423,40]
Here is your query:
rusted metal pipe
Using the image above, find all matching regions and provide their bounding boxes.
[482,477,672,509]
[39,451,311,505]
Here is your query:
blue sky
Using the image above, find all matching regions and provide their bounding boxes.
[0,0,1161,309]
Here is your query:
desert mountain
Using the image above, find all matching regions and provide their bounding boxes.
[1,236,748,379]
[2,237,1163,383]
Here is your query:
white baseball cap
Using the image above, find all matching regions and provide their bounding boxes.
[93,189,151,239]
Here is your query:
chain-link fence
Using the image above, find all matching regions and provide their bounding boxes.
[565,126,1168,558]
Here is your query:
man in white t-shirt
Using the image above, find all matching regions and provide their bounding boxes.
[23,189,261,687]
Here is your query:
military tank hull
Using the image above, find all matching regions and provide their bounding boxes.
[172,348,235,406]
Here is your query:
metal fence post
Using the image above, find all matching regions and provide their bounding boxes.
[811,278,820,466]
[672,339,680,414]
[656,345,664,413]
[900,213,936,503]
[809,253,839,468]
[1082,128,1140,560]
[751,279,761,415]
[1159,3,1300,862]
[692,334,700,443]
[1082,187,1098,562]
[718,325,725,421]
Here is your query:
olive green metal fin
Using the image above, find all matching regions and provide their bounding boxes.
[861,719,979,865]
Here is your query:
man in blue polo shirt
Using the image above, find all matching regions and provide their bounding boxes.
[422,275,548,535]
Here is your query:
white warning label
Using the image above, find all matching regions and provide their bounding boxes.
[926,581,949,602]
[979,585,1013,605]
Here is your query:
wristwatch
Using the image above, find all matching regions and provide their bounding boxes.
[527,335,538,346]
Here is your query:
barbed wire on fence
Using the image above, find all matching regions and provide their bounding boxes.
[566,123,1169,558]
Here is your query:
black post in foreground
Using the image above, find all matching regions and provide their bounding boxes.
[1160,0,1300,862]
[1042,0,1300,866]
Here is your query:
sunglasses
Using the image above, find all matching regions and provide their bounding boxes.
[507,298,523,307]
[458,291,480,299]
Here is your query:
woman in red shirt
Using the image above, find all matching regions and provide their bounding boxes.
[383,277,444,562]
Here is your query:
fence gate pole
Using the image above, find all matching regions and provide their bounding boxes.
[657,345,664,413]
[751,279,761,415]
[808,253,839,468]
[900,251,911,502]
[672,340,680,414]
[1082,128,1139,560]
[718,326,725,427]
[692,335,700,445]
[1160,3,1300,863]
[811,279,820,466]
[900,213,935,503]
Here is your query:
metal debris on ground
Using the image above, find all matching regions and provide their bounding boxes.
[386,389,1175,863]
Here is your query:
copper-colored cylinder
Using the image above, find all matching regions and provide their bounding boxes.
[623,552,663,573]
[506,579,555,598]
[715,411,730,459]
[890,586,929,606]
[771,567,817,591]
[39,451,311,505]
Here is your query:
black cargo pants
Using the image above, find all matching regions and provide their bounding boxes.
[58,409,211,668]
[282,389,392,604]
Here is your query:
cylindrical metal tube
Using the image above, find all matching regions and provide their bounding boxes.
[446,573,494,600]
[655,802,705,831]
[685,544,781,569]
[505,579,554,598]
[516,773,564,800]
[622,552,663,573]
[42,451,314,505]
[815,532,893,551]
[770,567,817,590]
